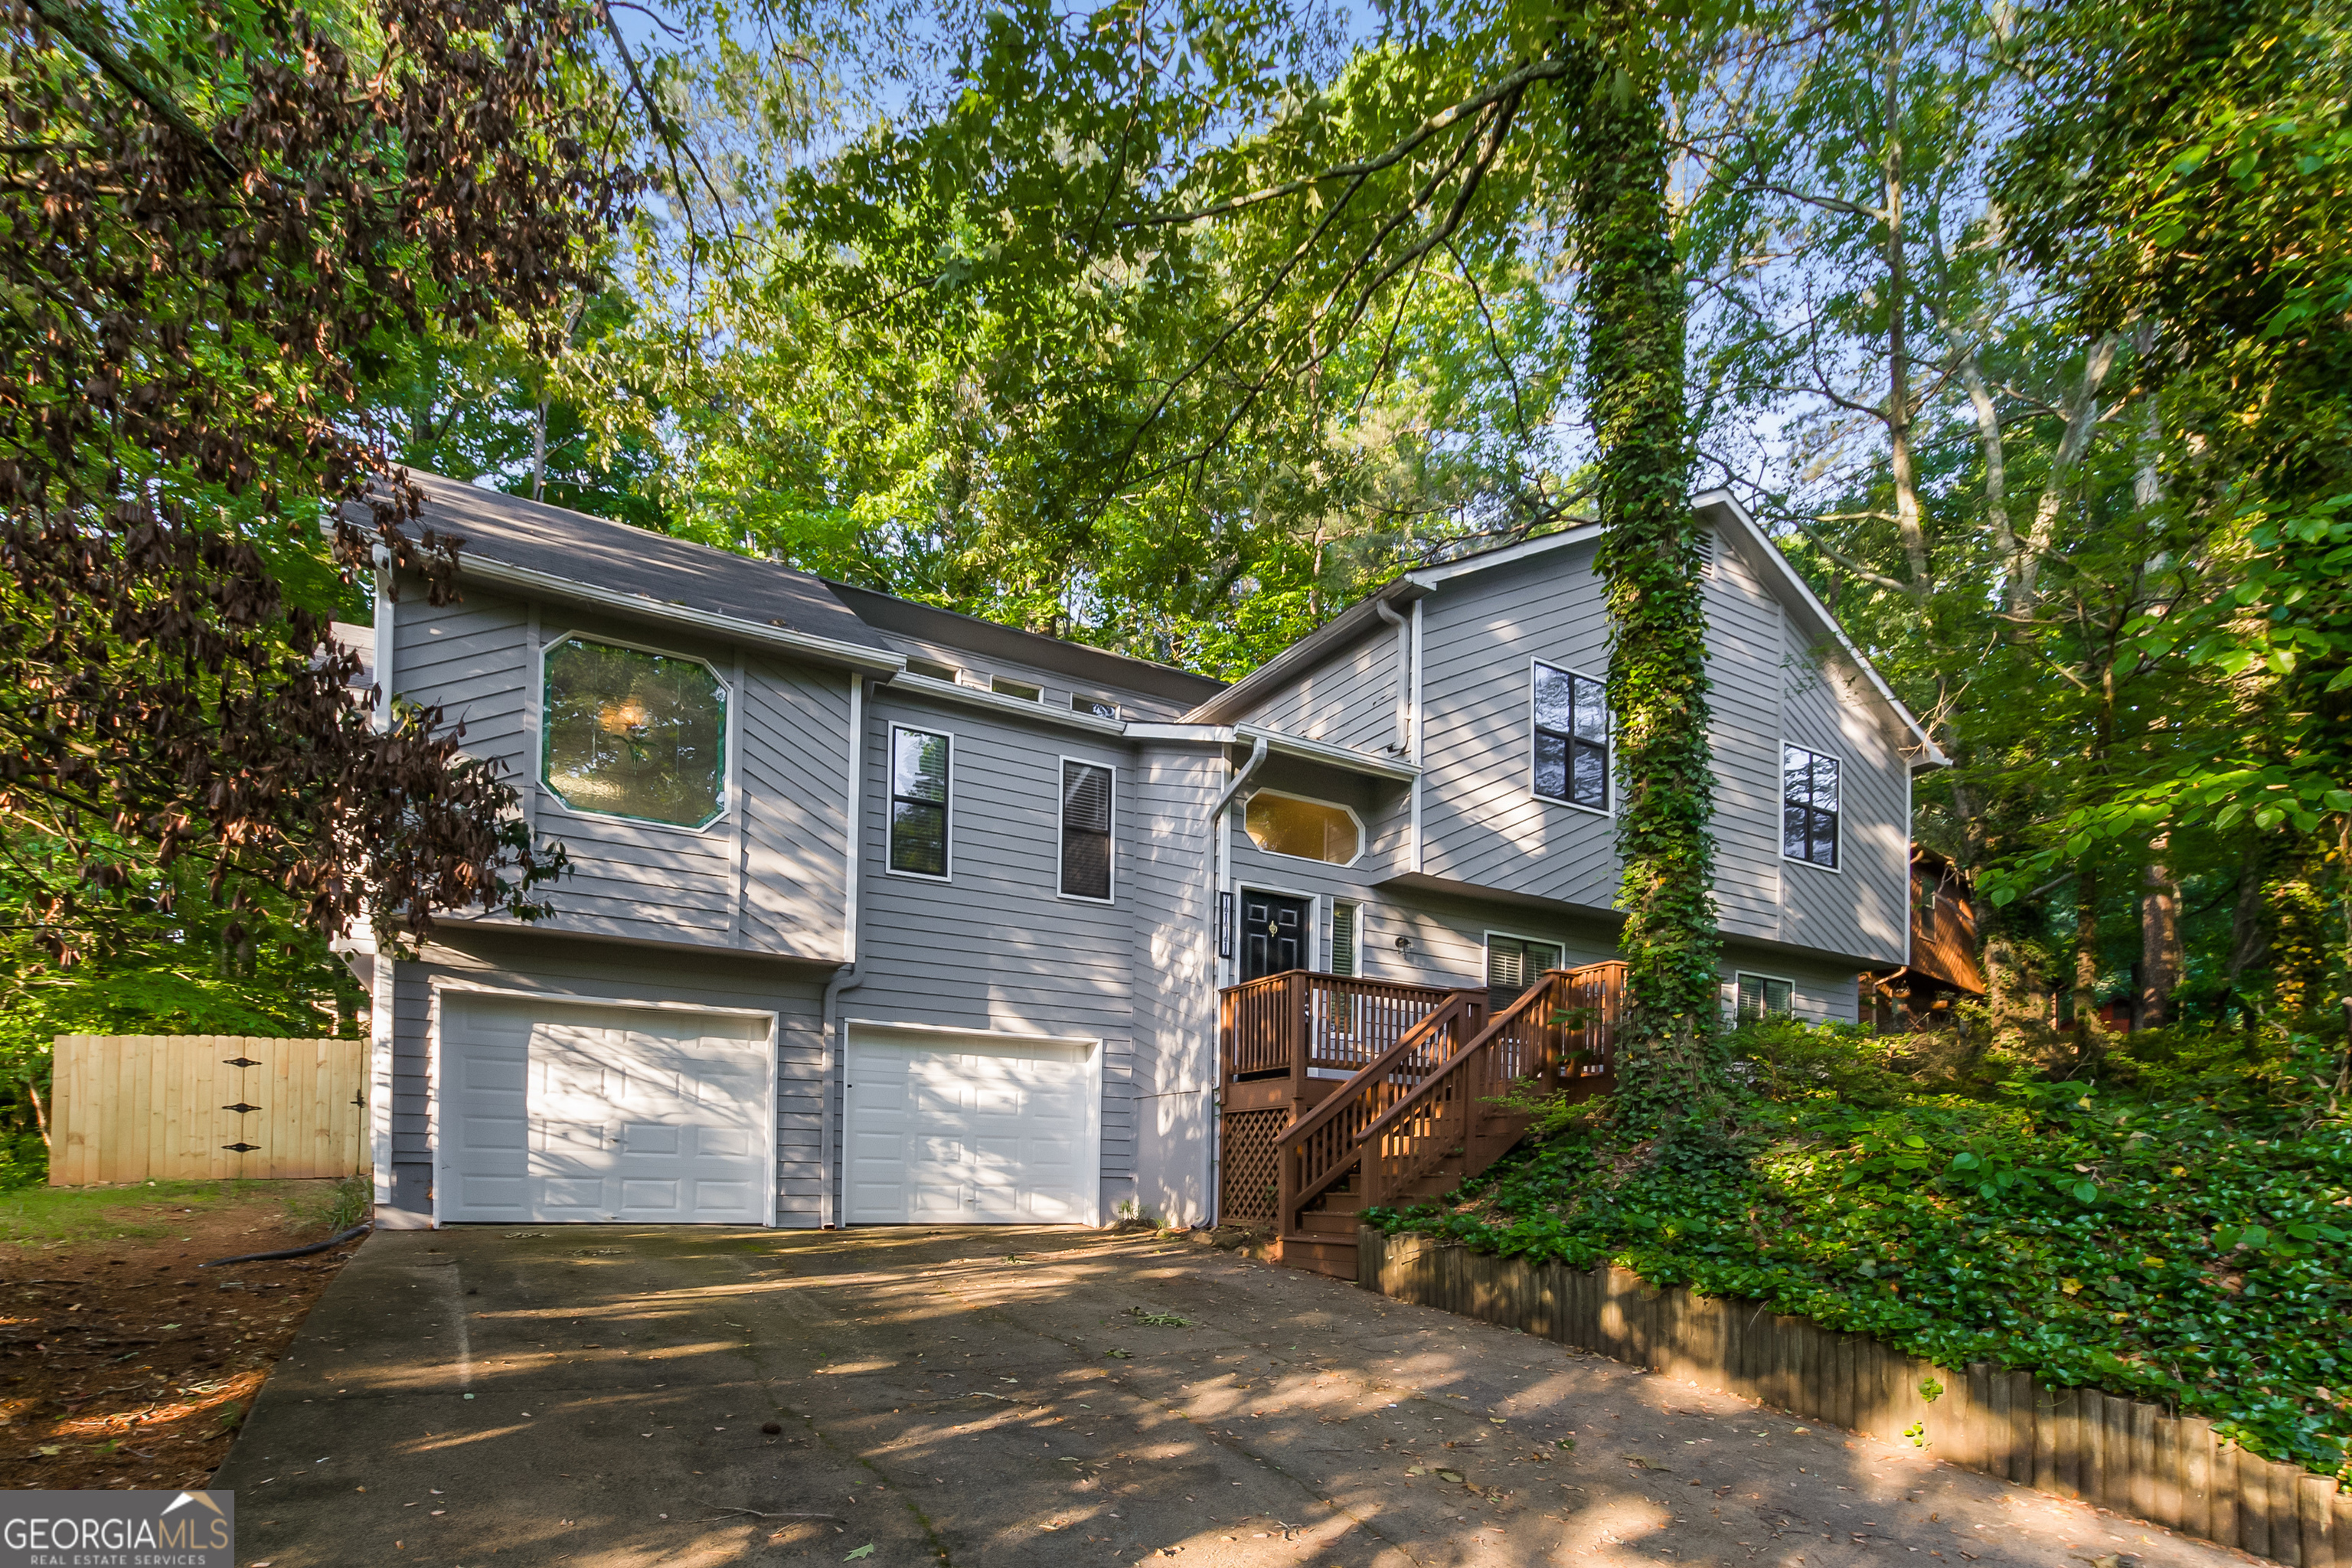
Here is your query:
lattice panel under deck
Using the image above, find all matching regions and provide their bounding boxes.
[1218,1107,1288,1226]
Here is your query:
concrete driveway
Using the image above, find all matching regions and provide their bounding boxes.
[214,1226,2241,1568]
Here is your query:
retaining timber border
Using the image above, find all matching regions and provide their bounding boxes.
[1359,1227,2350,1566]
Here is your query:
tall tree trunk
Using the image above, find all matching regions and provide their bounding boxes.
[2225,837,2271,1009]
[1878,0,1931,598]
[2072,862,2104,1047]
[1566,21,1720,1130]
[2019,334,2120,605]
[2138,835,2182,1027]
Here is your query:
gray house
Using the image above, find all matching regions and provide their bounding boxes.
[342,472,1942,1237]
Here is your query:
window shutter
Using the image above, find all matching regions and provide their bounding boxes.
[1331,903,1357,978]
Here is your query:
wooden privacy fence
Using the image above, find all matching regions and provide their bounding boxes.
[1362,1229,2351,1566]
[50,1035,369,1184]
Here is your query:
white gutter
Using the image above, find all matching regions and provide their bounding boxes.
[819,674,879,1230]
[1207,733,1270,1229]
[456,554,906,676]
[1409,599,1426,871]
[371,551,395,733]
[1375,598,1410,755]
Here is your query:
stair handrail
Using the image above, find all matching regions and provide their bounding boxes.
[1350,961,1622,1207]
[1348,972,1560,1155]
[1273,990,1482,1230]
[1272,988,1482,1155]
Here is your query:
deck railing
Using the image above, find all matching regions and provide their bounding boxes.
[1272,962,1627,1233]
[1218,971,1460,1087]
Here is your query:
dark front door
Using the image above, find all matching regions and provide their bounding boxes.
[1240,892,1312,982]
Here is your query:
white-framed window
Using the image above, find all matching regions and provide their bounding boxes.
[1057,758,1115,902]
[1486,932,1565,1011]
[1330,901,1361,978]
[1532,660,1610,813]
[990,675,1044,702]
[1241,789,1364,866]
[1731,972,1796,1021]
[1783,745,1841,870]
[540,632,730,831]
[906,656,959,683]
[1073,694,1119,720]
[887,725,952,878]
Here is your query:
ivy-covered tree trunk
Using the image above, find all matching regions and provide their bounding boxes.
[1566,25,1725,1129]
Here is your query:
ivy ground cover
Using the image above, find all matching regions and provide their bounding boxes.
[1368,1021,2352,1481]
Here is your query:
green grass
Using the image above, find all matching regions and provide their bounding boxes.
[0,1177,364,1246]
[1371,1017,2352,1482]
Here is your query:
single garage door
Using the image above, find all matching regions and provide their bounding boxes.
[439,992,773,1224]
[844,1027,1098,1225]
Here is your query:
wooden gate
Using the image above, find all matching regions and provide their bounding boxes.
[48,1034,369,1184]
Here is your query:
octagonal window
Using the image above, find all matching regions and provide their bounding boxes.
[1243,789,1361,865]
[542,636,729,828]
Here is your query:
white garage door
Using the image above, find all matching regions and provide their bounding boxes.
[440,993,773,1225]
[844,1028,1098,1225]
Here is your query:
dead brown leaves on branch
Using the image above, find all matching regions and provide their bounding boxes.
[0,0,638,959]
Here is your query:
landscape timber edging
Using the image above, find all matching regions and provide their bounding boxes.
[1358,1225,2350,1566]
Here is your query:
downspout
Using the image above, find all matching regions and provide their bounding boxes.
[818,675,877,1229]
[1206,734,1269,1227]
[1375,597,1409,756]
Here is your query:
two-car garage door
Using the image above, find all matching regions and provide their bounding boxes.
[843,1028,1099,1225]
[435,992,1099,1228]
[439,993,773,1225]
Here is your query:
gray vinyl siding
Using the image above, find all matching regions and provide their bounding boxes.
[1230,623,1404,754]
[1779,622,1910,966]
[1346,887,1622,995]
[1702,528,1793,941]
[850,690,1138,1206]
[1127,746,1220,1227]
[385,930,831,1223]
[390,582,534,788]
[1721,943,1864,1025]
[1415,545,1622,909]
[387,579,851,962]
[738,658,853,955]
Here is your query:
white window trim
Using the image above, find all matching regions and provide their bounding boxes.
[1782,742,1845,874]
[884,722,956,883]
[537,628,735,837]
[1054,754,1118,905]
[1528,657,1613,818]
[990,675,1046,702]
[1729,969,1799,1022]
[1239,788,1367,868]
[1236,883,1323,978]
[1483,928,1569,990]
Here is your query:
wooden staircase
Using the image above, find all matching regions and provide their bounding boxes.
[1263,963,1625,1279]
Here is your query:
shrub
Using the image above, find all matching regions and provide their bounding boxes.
[1374,1016,2352,1481]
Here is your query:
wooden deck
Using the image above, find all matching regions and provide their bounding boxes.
[1216,964,1626,1278]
